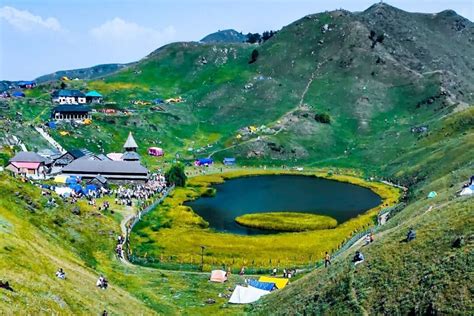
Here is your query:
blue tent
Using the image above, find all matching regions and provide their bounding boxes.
[196,158,213,166]
[223,157,236,165]
[248,280,275,291]
[47,121,57,129]
[66,176,79,185]
[69,184,83,193]
[85,184,97,193]
[12,91,25,98]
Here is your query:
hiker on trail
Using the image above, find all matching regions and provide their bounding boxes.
[55,268,66,279]
[324,252,331,267]
[102,310,108,316]
[226,267,232,277]
[239,266,245,276]
[283,268,287,278]
[370,232,374,243]
[272,267,277,276]
[406,228,416,242]
[352,251,365,266]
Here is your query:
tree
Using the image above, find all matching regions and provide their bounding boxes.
[60,81,67,89]
[246,33,261,44]
[165,163,187,187]
[314,113,331,124]
[249,49,259,64]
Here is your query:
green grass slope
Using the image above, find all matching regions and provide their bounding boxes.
[0,174,250,315]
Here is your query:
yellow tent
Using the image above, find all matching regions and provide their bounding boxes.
[83,118,92,125]
[249,126,257,133]
[54,175,68,184]
[236,134,242,139]
[258,276,289,289]
[59,131,69,136]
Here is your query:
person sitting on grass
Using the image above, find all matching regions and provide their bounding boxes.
[55,268,66,279]
[352,251,365,266]
[406,228,416,242]
[96,275,108,289]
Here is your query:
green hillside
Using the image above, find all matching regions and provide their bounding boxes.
[0,2,473,314]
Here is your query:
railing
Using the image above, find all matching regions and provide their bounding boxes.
[125,200,407,273]
[123,185,174,260]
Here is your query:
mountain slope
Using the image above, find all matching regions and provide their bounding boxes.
[200,29,248,43]
[35,63,130,83]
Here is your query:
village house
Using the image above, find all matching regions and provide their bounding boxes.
[51,105,91,121]
[18,81,37,89]
[52,89,87,104]
[6,151,49,179]
[85,90,103,104]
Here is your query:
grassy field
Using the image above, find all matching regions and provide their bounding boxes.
[251,172,473,315]
[0,173,250,315]
[235,212,338,232]
[130,169,400,270]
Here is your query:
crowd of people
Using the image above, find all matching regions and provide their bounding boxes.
[113,174,167,207]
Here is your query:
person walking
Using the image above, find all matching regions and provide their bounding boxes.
[324,252,331,268]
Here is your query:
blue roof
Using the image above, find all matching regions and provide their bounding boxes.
[52,89,85,98]
[197,158,213,164]
[85,90,103,97]
[12,91,25,97]
[18,81,36,86]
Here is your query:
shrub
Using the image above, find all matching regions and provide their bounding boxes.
[249,49,259,64]
[314,113,331,124]
[165,163,187,187]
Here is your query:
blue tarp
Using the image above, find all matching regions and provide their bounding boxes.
[65,176,80,185]
[12,91,25,97]
[197,158,213,165]
[48,121,57,129]
[223,157,236,165]
[85,184,97,193]
[248,280,275,292]
[69,184,83,193]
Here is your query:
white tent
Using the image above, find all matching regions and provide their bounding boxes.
[228,285,270,304]
[460,185,474,196]
[55,187,73,197]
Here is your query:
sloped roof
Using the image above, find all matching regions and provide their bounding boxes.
[122,151,140,161]
[62,159,148,175]
[85,90,103,97]
[123,132,138,149]
[10,151,46,163]
[52,89,85,98]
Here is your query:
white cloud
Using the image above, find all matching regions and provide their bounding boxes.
[90,18,176,50]
[0,6,61,32]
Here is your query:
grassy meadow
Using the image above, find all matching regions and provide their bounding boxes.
[235,212,338,232]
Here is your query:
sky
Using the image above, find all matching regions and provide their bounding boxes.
[1,0,473,80]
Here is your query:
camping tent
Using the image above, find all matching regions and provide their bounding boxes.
[460,185,474,196]
[85,184,97,194]
[210,270,227,283]
[223,158,236,165]
[54,175,68,183]
[258,276,289,289]
[65,176,80,185]
[228,285,270,304]
[427,191,438,198]
[248,279,275,291]
[55,187,73,197]
[12,91,25,98]
[148,147,164,157]
[195,158,213,166]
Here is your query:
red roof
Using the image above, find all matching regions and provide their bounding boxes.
[11,162,41,169]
